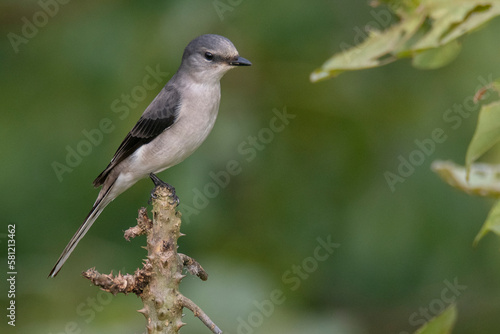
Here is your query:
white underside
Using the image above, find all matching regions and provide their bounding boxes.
[107,79,221,202]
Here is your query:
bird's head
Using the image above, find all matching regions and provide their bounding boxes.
[180,34,251,82]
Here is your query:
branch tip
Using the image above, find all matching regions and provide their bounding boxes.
[82,265,151,296]
[181,295,222,334]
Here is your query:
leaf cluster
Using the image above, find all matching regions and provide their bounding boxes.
[311,0,500,81]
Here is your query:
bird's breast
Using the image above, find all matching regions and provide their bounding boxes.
[174,82,221,149]
[135,82,221,174]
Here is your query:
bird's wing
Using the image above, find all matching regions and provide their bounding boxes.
[93,85,181,187]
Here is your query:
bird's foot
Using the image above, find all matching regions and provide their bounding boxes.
[149,173,180,206]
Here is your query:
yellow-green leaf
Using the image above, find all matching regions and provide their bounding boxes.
[309,18,423,81]
[311,1,500,82]
[440,4,500,45]
[432,160,500,245]
[410,3,475,50]
[431,160,500,198]
[474,199,500,245]
[412,40,462,69]
[414,303,457,334]
[465,101,500,173]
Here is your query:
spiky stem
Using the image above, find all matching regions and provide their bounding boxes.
[140,185,185,334]
[83,185,221,334]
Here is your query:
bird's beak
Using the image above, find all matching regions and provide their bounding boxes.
[230,56,252,66]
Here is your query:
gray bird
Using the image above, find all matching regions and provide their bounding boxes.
[49,34,251,277]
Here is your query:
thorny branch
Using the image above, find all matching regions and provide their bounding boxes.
[83,185,221,334]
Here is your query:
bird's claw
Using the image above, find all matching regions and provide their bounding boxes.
[148,189,157,205]
[168,194,180,206]
[148,173,180,206]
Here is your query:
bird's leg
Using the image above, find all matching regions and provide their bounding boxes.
[149,173,179,205]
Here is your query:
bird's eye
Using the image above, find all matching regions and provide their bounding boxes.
[204,52,214,61]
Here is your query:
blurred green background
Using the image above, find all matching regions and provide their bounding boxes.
[2,1,500,333]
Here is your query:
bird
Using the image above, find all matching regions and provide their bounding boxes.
[48,34,251,277]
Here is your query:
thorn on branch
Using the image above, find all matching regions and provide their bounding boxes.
[82,264,152,296]
[84,183,221,333]
[124,207,152,241]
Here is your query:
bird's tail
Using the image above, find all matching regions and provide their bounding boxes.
[48,180,116,278]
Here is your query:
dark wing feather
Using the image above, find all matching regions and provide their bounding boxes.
[93,85,181,187]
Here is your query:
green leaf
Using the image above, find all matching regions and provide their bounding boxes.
[431,160,500,198]
[412,40,462,69]
[414,303,457,334]
[310,12,425,81]
[311,1,500,82]
[410,3,477,50]
[432,161,500,245]
[474,199,500,245]
[465,101,500,173]
[439,4,500,45]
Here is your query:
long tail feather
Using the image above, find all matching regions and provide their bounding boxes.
[48,181,116,278]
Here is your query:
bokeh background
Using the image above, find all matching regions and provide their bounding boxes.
[2,1,500,333]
